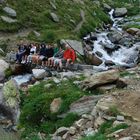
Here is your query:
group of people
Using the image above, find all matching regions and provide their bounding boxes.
[16,42,76,71]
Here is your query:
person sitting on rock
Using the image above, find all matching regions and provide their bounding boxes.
[47,46,64,68]
[36,43,46,66]
[58,44,76,71]
[16,44,26,63]
[44,44,54,66]
[27,43,37,63]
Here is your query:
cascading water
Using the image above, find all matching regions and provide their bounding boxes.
[85,9,139,69]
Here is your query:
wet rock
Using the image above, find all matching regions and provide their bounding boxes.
[50,12,59,22]
[3,7,17,17]
[32,69,46,79]
[126,28,140,35]
[81,70,119,90]
[50,98,62,113]
[107,31,122,44]
[60,39,84,55]
[105,60,115,66]
[84,52,103,66]
[69,95,103,115]
[95,51,103,58]
[113,8,127,17]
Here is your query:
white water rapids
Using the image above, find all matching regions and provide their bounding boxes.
[85,9,139,69]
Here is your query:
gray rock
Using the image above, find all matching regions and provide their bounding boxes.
[113,8,127,17]
[60,39,84,55]
[1,16,17,23]
[0,59,9,82]
[50,12,59,22]
[116,115,125,121]
[3,7,17,17]
[33,31,40,37]
[69,126,76,135]
[81,69,119,90]
[84,128,95,136]
[119,137,133,140]
[103,3,111,12]
[50,98,62,113]
[0,0,5,4]
[54,127,69,136]
[69,95,103,115]
[52,136,62,140]
[32,69,46,79]
[50,1,56,10]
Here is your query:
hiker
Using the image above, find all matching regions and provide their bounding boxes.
[47,46,64,68]
[27,43,37,63]
[16,44,26,63]
[58,44,76,70]
[44,44,54,66]
[36,43,46,65]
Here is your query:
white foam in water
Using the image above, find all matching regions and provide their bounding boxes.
[88,9,139,69]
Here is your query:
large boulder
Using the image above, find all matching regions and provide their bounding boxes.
[3,7,17,17]
[113,8,127,17]
[1,16,17,23]
[126,28,140,35]
[2,79,20,124]
[81,69,119,90]
[32,69,46,79]
[60,39,84,56]
[69,95,103,115]
[0,59,9,82]
[107,31,122,44]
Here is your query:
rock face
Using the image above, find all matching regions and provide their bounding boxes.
[50,12,59,22]
[1,16,17,23]
[60,39,84,56]
[113,8,127,17]
[0,59,9,82]
[81,70,119,90]
[69,95,103,115]
[3,7,17,17]
[2,79,20,124]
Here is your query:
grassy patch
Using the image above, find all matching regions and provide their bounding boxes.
[19,78,97,139]
[81,121,129,140]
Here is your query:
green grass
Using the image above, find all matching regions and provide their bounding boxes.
[0,0,111,41]
[81,121,129,140]
[19,78,98,139]
[120,71,136,77]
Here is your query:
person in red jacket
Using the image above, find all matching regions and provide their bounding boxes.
[59,44,76,70]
